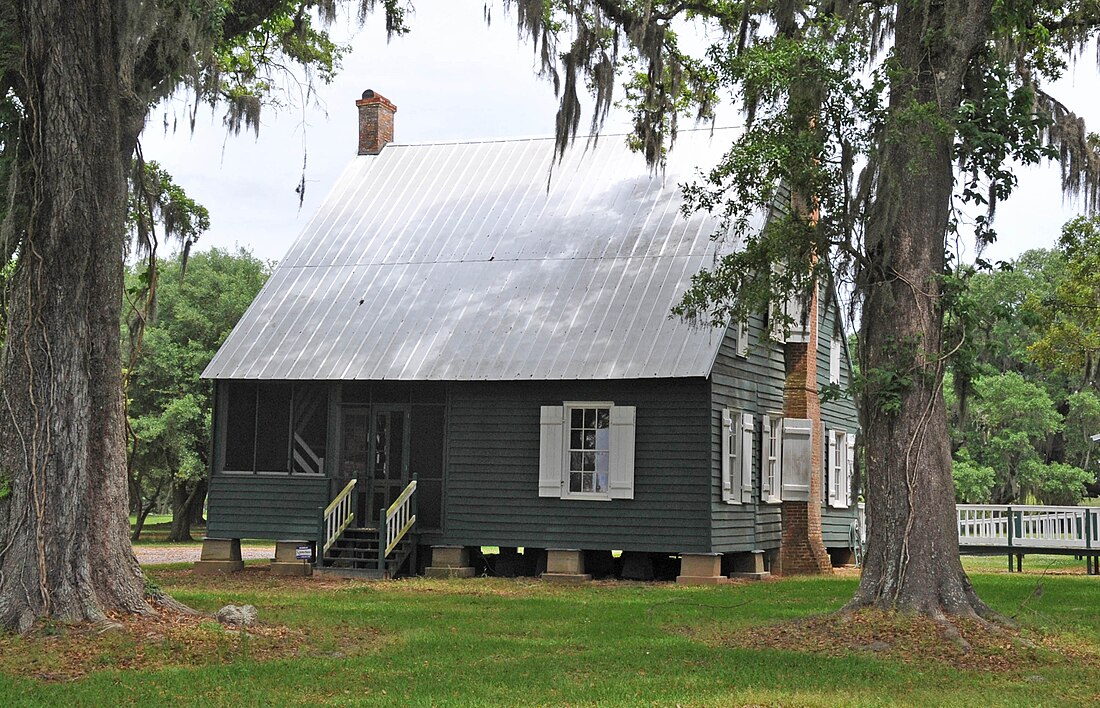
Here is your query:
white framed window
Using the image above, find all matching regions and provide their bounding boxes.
[826,428,855,508]
[829,329,842,384]
[538,403,636,500]
[722,409,754,504]
[761,413,783,503]
[735,321,749,357]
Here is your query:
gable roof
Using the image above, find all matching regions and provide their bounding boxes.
[203,127,760,381]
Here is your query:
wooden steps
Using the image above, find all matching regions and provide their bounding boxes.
[317,526,413,579]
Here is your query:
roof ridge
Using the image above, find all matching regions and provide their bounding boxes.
[381,125,743,149]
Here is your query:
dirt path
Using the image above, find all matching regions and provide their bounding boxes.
[135,544,274,566]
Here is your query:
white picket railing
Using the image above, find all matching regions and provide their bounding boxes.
[957,504,1097,550]
[855,503,1097,554]
[321,479,357,554]
[383,480,417,557]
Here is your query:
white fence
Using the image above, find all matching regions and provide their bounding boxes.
[958,504,1098,550]
[854,503,1099,553]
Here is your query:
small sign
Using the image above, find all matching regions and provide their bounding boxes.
[295,545,312,561]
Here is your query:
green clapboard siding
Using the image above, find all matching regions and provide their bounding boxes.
[709,313,788,553]
[817,297,861,546]
[207,474,329,541]
[442,379,712,553]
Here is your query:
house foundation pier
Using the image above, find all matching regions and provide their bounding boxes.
[541,548,591,583]
[425,545,476,578]
[193,537,244,575]
[676,553,729,585]
[271,540,313,576]
[727,550,770,580]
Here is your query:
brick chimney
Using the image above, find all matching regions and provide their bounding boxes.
[356,89,396,155]
[778,285,833,575]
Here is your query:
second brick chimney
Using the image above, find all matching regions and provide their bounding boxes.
[357,89,396,155]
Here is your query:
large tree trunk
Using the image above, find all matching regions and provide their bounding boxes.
[847,1,996,619]
[0,0,149,632]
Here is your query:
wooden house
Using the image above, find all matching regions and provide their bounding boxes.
[197,90,860,582]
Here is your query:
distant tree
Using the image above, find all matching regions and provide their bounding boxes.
[951,448,996,504]
[1027,461,1095,506]
[1031,216,1100,391]
[1063,390,1100,496]
[968,372,1062,503]
[126,249,270,542]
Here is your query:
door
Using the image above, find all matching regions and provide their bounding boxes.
[340,406,410,526]
[369,407,410,524]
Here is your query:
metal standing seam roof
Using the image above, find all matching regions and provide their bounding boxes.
[203,127,761,381]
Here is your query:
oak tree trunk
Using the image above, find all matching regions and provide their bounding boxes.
[847,0,997,619]
[0,0,150,632]
[166,481,202,543]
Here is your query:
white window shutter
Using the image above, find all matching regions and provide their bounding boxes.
[781,418,812,501]
[785,294,811,344]
[736,321,749,357]
[830,332,842,384]
[608,405,636,499]
[538,406,564,498]
[820,421,828,507]
[721,409,734,503]
[845,433,856,507]
[760,413,771,498]
[825,428,838,507]
[740,412,754,503]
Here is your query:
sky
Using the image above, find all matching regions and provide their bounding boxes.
[142,3,1100,267]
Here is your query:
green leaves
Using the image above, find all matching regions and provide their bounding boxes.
[125,248,269,497]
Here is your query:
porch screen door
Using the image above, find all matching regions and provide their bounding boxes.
[370,408,410,524]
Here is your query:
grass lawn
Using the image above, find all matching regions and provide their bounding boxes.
[0,562,1097,706]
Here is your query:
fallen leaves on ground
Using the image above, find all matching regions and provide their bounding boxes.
[0,591,378,683]
[695,608,1087,673]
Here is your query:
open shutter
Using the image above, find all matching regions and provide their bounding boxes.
[785,294,811,343]
[721,409,735,503]
[821,421,828,507]
[736,321,749,356]
[538,406,564,498]
[760,413,771,499]
[830,332,842,383]
[608,405,636,499]
[825,428,837,507]
[781,418,812,501]
[845,433,856,507]
[740,412,754,503]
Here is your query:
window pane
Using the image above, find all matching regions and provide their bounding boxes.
[570,472,583,492]
[596,427,609,451]
[583,408,596,428]
[570,430,583,450]
[224,381,257,471]
[255,382,292,472]
[583,431,595,449]
[596,408,609,429]
[595,451,609,473]
[596,472,607,492]
[570,451,583,472]
[581,473,593,492]
[571,408,584,428]
[583,452,595,471]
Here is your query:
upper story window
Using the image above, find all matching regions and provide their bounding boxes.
[830,329,842,384]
